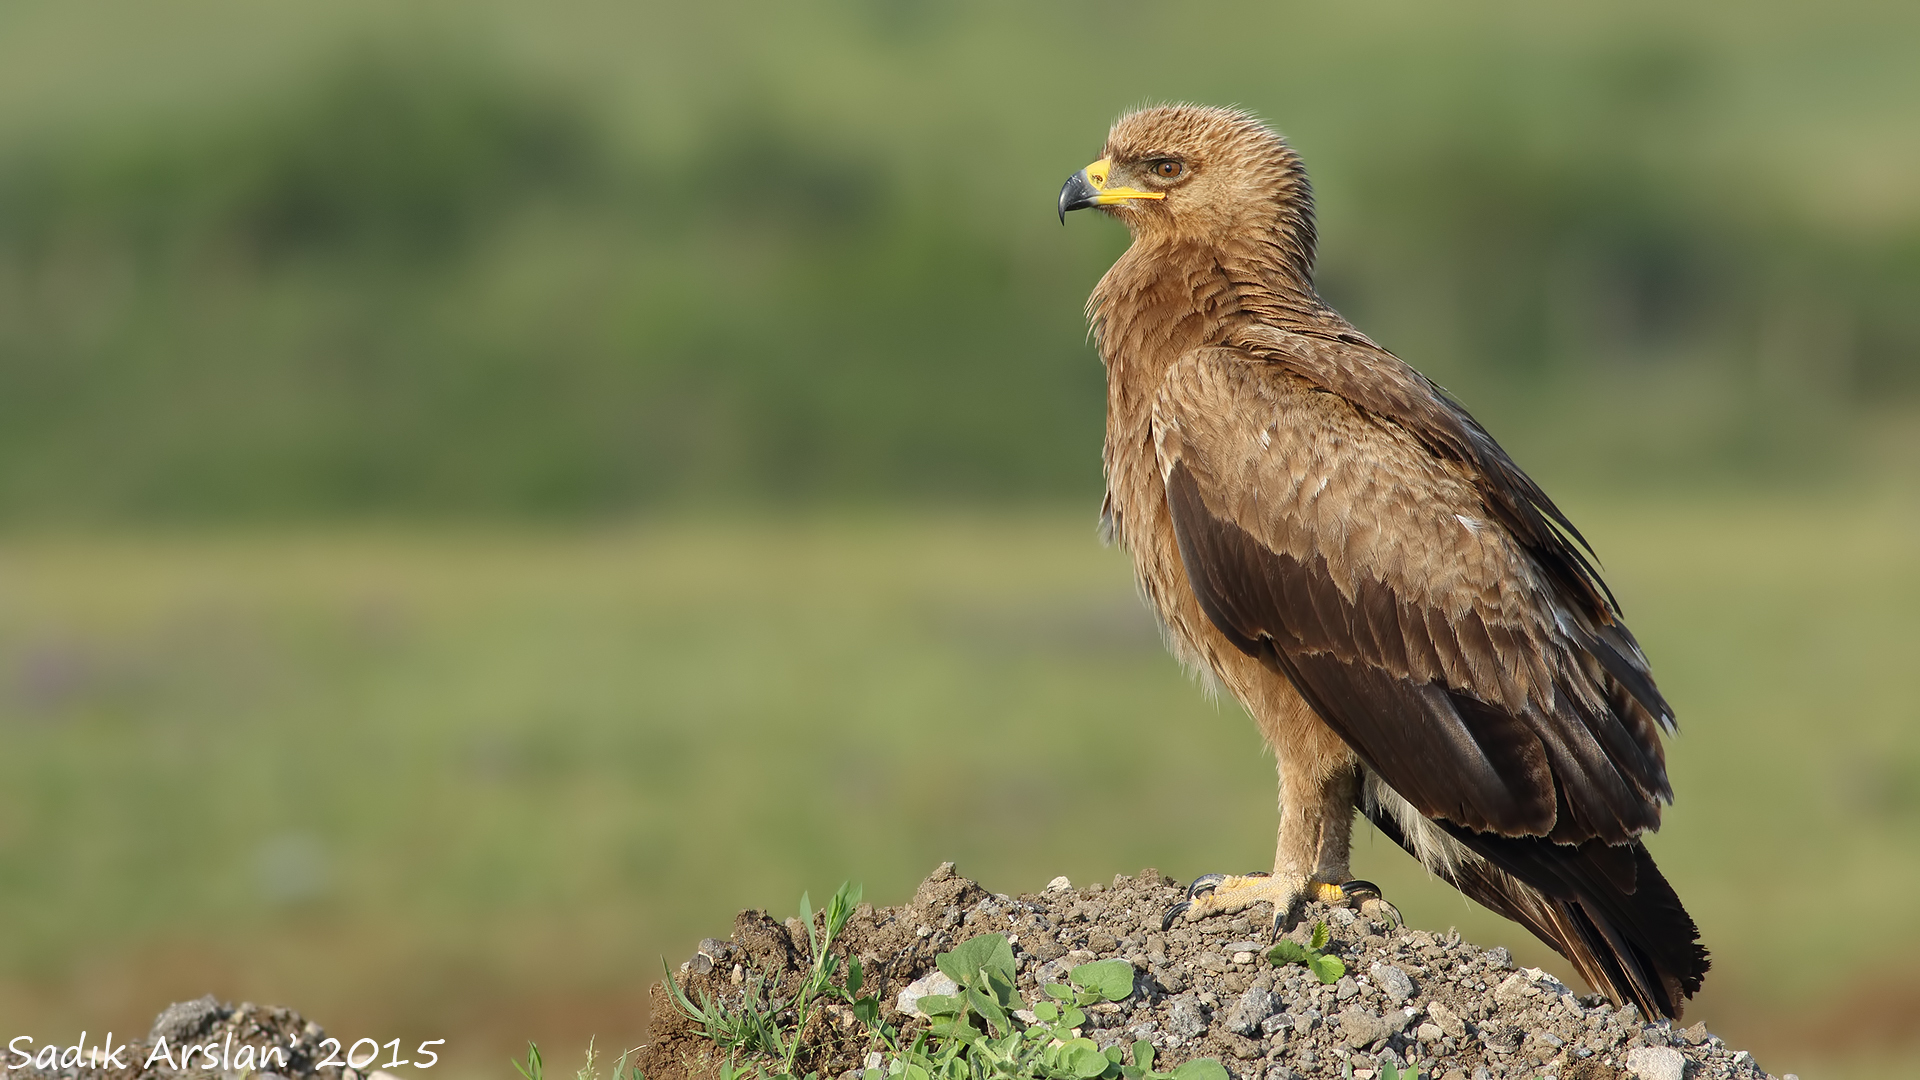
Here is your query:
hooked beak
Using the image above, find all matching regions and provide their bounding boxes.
[1058,157,1166,223]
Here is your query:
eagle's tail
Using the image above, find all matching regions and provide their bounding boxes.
[1362,802,1710,1020]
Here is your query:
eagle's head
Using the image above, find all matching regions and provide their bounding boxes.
[1060,104,1315,271]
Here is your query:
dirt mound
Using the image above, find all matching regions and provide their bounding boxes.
[640,864,1788,1080]
[7,994,355,1080]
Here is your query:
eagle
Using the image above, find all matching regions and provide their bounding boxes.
[1058,104,1709,1019]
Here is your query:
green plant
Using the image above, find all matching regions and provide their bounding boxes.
[661,958,787,1061]
[902,933,1226,1080]
[664,881,887,1079]
[1266,921,1347,984]
[663,892,1230,1080]
[513,1042,543,1080]
[513,1038,645,1080]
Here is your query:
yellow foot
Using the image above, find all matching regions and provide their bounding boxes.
[1161,874,1398,934]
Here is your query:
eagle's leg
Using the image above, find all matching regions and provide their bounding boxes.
[1164,701,1379,932]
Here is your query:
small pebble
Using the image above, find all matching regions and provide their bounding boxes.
[1224,983,1274,1035]
[895,971,959,1017]
[1167,995,1210,1038]
[1625,1045,1687,1080]
[1368,961,1414,1004]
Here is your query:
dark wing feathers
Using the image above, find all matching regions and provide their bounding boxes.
[1581,619,1676,733]
[1155,342,1707,1017]
[1363,798,1707,1019]
[1165,460,1559,833]
[1245,326,1631,635]
[1156,403,1666,841]
[1440,824,1711,1015]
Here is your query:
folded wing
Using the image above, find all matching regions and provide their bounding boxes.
[1153,342,1671,845]
[1152,341,1708,1016]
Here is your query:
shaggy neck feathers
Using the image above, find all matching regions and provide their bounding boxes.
[1088,109,1333,394]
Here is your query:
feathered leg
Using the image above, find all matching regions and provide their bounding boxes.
[1165,692,1378,932]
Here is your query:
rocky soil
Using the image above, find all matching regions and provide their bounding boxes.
[3,864,1794,1080]
[6,995,357,1080]
[639,864,1797,1080]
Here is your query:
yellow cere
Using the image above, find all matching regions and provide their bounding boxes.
[1081,157,1164,203]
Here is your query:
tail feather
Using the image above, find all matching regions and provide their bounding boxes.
[1363,801,1709,1019]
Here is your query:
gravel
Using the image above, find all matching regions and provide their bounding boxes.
[2,862,1790,1080]
[9,996,353,1080]
[1625,1045,1689,1080]
[640,862,1790,1080]
[1225,984,1274,1035]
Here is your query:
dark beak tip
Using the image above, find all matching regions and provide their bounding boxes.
[1058,171,1100,223]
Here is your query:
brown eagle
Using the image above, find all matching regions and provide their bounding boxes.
[1058,104,1708,1019]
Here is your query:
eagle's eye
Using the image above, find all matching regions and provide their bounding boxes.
[1151,159,1184,179]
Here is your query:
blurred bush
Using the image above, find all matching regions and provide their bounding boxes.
[0,5,1914,522]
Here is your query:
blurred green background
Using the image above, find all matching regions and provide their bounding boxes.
[1,1,1916,1078]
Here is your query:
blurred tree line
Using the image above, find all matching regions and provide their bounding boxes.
[0,5,1914,521]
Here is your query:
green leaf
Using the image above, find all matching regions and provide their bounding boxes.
[1130,1040,1155,1072]
[1170,1059,1229,1080]
[1070,959,1137,1002]
[966,983,997,1015]
[1104,1045,1125,1064]
[1033,1001,1060,1023]
[1266,940,1310,965]
[1307,953,1346,984]
[936,933,1015,987]
[915,993,959,1016]
[512,1042,543,1080]
[1061,1039,1108,1079]
[1044,983,1077,1002]
[984,969,1020,1010]
[659,961,713,1025]
[828,881,862,938]
[847,954,864,995]
[1309,921,1330,951]
[967,986,1011,1036]
[1062,1006,1087,1029]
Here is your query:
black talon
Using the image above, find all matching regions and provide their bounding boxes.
[1338,879,1383,901]
[1186,873,1230,899]
[1161,900,1191,931]
[1165,872,1240,930]
[1372,899,1405,927]
[1164,872,1275,931]
[1339,879,1404,926]
[1335,879,1404,927]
